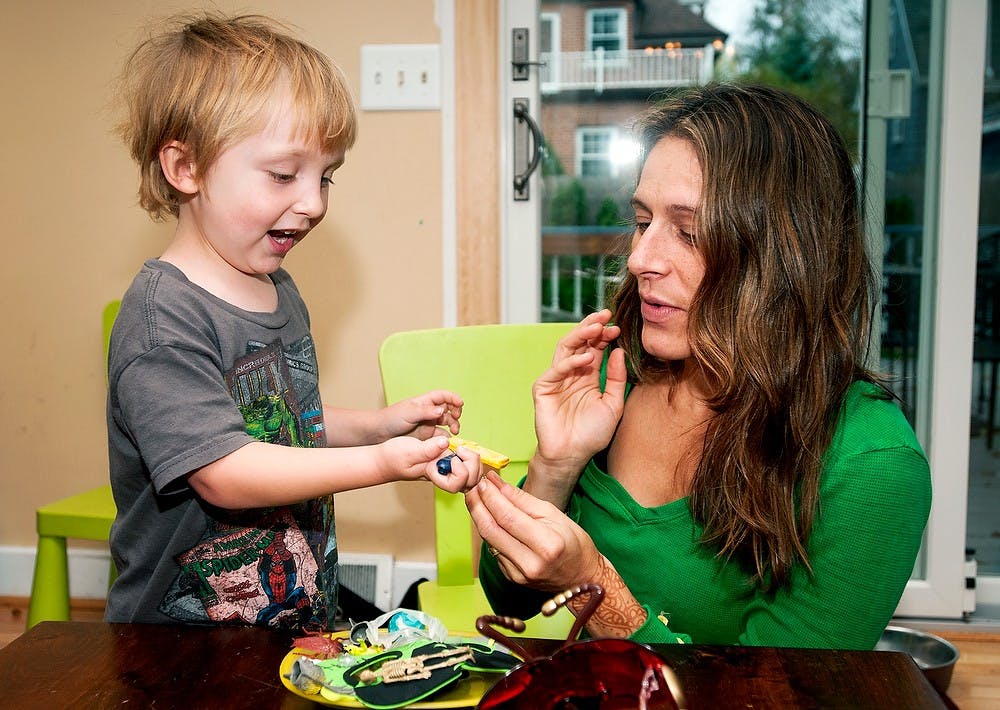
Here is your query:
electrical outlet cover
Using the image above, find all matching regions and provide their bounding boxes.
[360,43,441,111]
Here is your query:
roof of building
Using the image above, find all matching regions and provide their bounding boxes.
[634,0,728,45]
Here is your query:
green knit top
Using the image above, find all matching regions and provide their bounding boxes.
[479,381,932,650]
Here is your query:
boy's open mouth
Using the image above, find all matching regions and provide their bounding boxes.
[269,229,299,243]
[268,230,301,254]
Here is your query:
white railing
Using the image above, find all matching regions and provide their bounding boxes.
[540,46,715,95]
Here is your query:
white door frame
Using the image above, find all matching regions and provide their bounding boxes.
[894,0,986,617]
[500,0,542,324]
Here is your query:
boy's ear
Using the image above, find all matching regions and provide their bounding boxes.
[159,141,198,195]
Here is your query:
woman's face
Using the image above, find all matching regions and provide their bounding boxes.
[627,135,706,363]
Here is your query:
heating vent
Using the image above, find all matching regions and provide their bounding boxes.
[338,552,394,610]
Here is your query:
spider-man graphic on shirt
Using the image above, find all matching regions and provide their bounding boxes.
[255,527,311,625]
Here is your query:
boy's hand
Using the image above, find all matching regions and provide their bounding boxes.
[377,435,483,493]
[379,390,464,441]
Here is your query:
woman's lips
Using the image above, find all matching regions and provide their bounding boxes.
[640,297,683,323]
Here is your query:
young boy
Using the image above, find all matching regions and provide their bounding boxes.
[105,13,481,629]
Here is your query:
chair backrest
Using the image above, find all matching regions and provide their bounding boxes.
[379,322,575,587]
[103,300,121,367]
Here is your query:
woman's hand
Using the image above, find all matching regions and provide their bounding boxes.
[528,310,627,494]
[467,471,648,637]
[377,435,482,493]
[379,390,463,440]
[466,470,604,592]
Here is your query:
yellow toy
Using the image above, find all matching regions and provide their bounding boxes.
[448,437,510,469]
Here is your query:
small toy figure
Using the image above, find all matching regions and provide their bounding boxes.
[358,646,474,684]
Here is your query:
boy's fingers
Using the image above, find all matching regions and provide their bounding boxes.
[423,435,450,458]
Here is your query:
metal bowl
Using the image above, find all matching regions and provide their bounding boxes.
[876,625,960,693]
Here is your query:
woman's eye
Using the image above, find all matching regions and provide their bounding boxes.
[633,219,650,234]
[679,229,696,245]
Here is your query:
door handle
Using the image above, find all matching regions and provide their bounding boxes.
[513,98,544,201]
[511,27,547,81]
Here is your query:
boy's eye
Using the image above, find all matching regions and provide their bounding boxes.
[269,171,295,184]
[321,174,334,188]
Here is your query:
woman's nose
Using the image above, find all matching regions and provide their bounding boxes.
[628,227,667,276]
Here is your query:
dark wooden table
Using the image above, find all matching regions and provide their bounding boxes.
[0,621,949,709]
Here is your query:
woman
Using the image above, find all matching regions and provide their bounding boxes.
[466,84,931,649]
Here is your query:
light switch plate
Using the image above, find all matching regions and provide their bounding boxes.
[360,43,441,111]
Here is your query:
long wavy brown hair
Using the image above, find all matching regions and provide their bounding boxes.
[612,83,886,590]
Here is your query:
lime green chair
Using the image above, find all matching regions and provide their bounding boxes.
[26,301,120,628]
[378,322,576,637]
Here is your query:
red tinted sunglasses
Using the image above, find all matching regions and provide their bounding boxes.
[476,583,686,709]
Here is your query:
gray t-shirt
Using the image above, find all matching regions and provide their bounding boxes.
[105,259,337,628]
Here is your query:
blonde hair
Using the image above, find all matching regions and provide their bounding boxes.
[116,13,358,220]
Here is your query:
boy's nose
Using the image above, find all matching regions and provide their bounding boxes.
[294,186,327,219]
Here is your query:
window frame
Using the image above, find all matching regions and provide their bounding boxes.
[575,125,619,177]
[585,7,628,56]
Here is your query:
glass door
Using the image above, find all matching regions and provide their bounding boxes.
[969,0,1000,607]
[863,0,982,618]
[501,0,992,617]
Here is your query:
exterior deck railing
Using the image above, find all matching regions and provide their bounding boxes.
[540,47,715,95]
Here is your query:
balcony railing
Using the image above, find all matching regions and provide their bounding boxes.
[540,47,715,95]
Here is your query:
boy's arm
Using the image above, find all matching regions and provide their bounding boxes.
[187,434,475,508]
[322,390,464,446]
[320,406,384,446]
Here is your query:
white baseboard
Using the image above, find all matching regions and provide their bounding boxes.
[391,560,437,608]
[0,545,438,609]
[0,545,112,599]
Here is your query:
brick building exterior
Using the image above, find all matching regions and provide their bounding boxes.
[538,0,726,180]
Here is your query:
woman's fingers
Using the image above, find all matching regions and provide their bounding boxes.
[554,312,612,359]
[469,472,579,585]
[483,470,556,518]
[602,347,628,407]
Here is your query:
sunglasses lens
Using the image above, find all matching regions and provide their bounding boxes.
[480,639,679,709]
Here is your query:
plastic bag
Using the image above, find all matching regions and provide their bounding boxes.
[349,607,448,648]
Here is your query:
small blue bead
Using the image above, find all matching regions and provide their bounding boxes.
[437,453,456,475]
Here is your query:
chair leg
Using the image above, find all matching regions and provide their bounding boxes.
[27,535,71,628]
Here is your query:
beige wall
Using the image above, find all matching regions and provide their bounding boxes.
[0,1,493,564]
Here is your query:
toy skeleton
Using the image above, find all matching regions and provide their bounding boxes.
[359,646,474,684]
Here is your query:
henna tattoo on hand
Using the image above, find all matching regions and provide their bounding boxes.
[567,554,647,638]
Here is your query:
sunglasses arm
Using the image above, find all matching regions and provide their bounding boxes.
[475,583,607,660]
[475,614,532,660]
[541,583,605,642]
